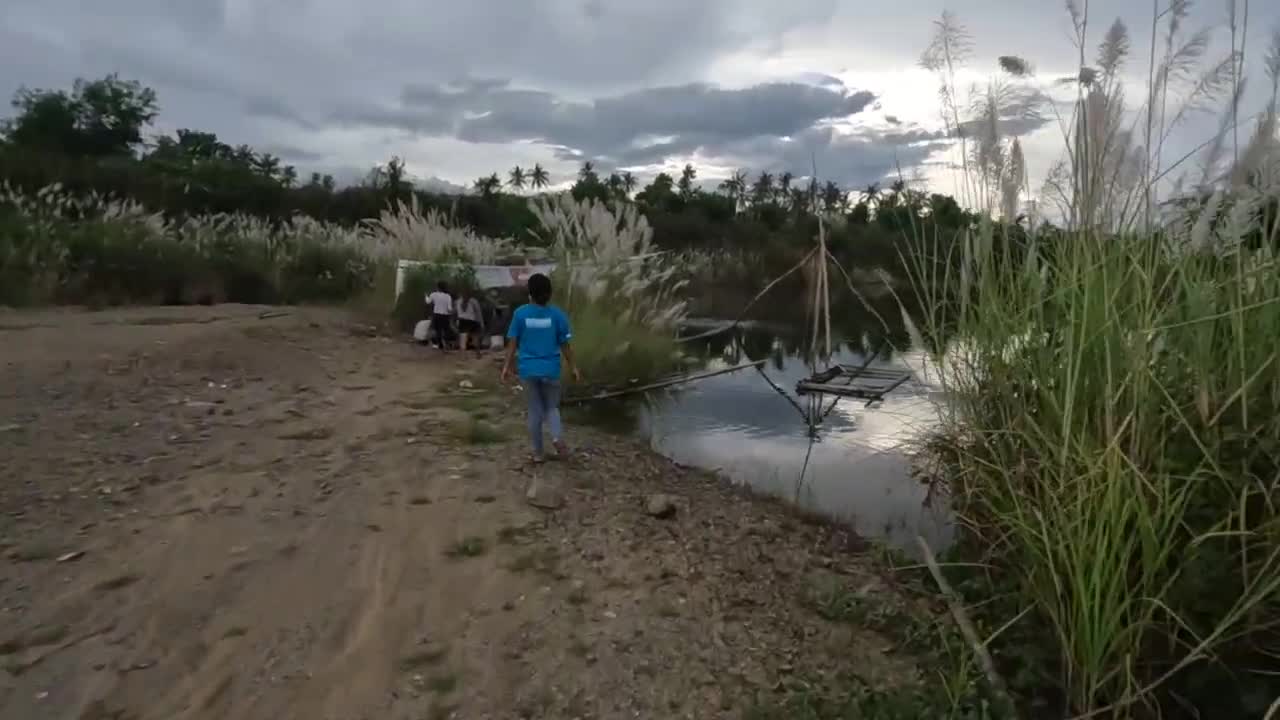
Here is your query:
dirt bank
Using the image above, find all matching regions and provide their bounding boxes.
[0,305,926,720]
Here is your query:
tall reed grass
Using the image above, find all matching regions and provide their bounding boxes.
[906,3,1280,716]
[0,183,508,307]
[529,194,688,384]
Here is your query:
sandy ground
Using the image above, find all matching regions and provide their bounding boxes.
[0,305,921,720]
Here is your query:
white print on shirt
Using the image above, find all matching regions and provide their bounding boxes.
[524,317,552,329]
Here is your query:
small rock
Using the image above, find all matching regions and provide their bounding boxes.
[55,551,85,564]
[644,494,678,519]
[459,380,475,389]
[525,478,564,510]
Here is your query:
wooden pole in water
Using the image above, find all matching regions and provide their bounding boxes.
[820,215,832,362]
[562,359,767,403]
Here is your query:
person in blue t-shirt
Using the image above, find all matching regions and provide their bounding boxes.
[500,273,582,462]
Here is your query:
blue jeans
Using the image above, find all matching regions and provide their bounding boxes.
[524,377,562,455]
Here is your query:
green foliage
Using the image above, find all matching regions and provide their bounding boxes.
[554,272,683,384]
[4,74,157,157]
[445,536,488,559]
[0,186,383,308]
[909,219,1280,717]
[0,75,982,279]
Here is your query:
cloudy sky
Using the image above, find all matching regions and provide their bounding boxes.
[2,0,1277,199]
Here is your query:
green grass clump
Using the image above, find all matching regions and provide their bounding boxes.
[907,218,1280,715]
[445,536,488,559]
[554,281,685,386]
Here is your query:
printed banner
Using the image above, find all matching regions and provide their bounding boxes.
[394,260,557,298]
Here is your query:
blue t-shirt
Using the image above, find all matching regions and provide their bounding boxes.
[507,304,572,379]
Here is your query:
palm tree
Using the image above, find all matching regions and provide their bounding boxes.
[253,152,281,179]
[508,166,526,191]
[473,173,502,198]
[860,182,882,208]
[607,172,624,197]
[751,172,774,205]
[621,171,637,195]
[777,171,794,205]
[677,163,697,198]
[718,169,748,211]
[821,181,844,212]
[530,164,550,190]
[578,162,596,183]
[281,165,297,188]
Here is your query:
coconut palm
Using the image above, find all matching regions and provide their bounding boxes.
[777,171,794,204]
[821,180,845,212]
[530,164,550,190]
[473,173,502,197]
[621,171,637,195]
[578,162,597,183]
[751,172,774,205]
[677,163,697,198]
[508,166,526,191]
[860,182,882,207]
[718,169,749,211]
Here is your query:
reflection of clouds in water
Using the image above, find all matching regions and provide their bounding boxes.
[641,344,954,553]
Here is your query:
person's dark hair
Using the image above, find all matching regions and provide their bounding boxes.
[437,281,448,292]
[527,273,552,305]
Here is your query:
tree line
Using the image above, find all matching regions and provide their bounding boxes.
[0,74,981,270]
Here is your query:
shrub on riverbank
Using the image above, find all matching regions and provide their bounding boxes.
[0,184,508,309]
[900,6,1280,717]
[529,195,686,385]
[917,220,1280,715]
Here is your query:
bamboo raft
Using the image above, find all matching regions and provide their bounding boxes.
[796,364,912,401]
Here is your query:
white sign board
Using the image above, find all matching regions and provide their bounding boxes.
[394,260,557,298]
[394,253,662,299]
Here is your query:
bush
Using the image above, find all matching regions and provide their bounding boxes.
[0,184,504,311]
[910,218,1280,716]
[529,195,687,385]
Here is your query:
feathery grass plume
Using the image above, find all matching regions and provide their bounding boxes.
[0,183,379,306]
[528,195,686,383]
[921,10,976,207]
[1097,18,1131,77]
[359,194,512,263]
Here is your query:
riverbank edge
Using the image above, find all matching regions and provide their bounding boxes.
[435,361,1013,718]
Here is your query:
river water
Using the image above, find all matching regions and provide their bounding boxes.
[631,321,953,553]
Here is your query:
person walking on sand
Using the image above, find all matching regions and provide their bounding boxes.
[500,273,581,463]
[456,288,484,354]
[426,281,453,351]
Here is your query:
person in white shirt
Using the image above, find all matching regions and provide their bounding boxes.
[425,281,454,351]
[456,288,484,353]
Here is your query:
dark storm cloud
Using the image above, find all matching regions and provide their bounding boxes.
[6,0,1153,190]
[258,143,327,163]
[332,77,877,172]
[243,96,316,129]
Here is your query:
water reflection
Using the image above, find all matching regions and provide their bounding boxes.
[637,319,954,553]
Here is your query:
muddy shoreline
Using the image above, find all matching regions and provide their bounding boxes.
[0,305,938,719]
